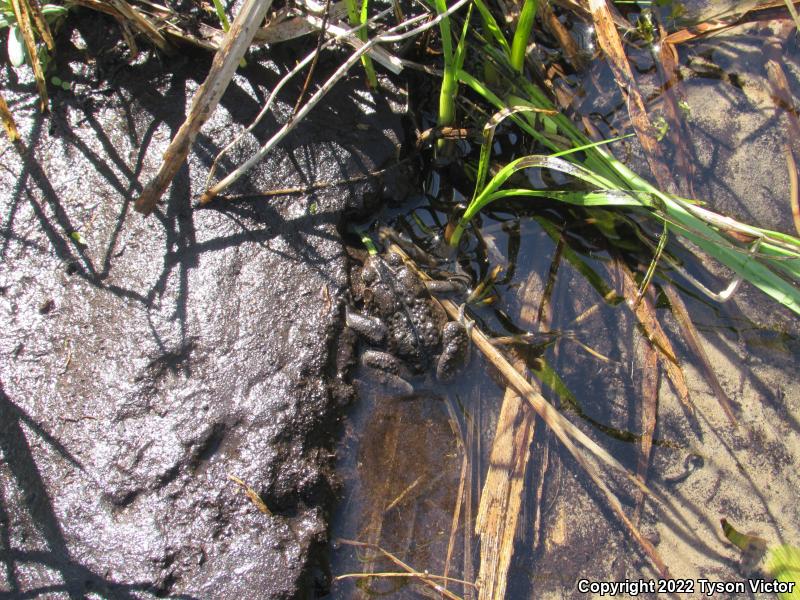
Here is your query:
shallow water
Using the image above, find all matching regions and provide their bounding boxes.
[327,4,800,598]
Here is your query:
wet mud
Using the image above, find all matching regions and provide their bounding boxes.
[0,10,405,599]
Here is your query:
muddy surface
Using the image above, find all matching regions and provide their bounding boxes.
[0,11,406,599]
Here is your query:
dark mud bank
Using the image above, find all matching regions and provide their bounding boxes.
[0,13,405,598]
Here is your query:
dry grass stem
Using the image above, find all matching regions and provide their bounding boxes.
[655,24,695,197]
[10,0,48,110]
[383,475,425,513]
[788,148,800,237]
[108,0,170,52]
[663,283,737,425]
[462,416,475,600]
[588,0,675,193]
[26,0,54,50]
[443,454,468,594]
[71,0,171,52]
[540,0,586,70]
[292,0,332,116]
[0,92,20,142]
[227,474,272,514]
[335,571,476,587]
[608,260,692,416]
[634,337,658,524]
[530,438,548,549]
[475,376,536,600]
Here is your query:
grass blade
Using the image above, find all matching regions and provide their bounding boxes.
[509,0,537,72]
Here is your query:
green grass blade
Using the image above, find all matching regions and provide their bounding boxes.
[211,0,231,31]
[471,0,511,55]
[535,216,617,300]
[510,0,537,72]
[434,0,456,128]
[360,0,378,87]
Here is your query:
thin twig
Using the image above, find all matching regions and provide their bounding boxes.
[335,571,476,587]
[203,7,395,191]
[292,0,332,116]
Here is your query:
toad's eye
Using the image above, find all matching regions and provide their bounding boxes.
[361,265,379,284]
[385,252,403,267]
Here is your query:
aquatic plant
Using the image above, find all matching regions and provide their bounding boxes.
[429,0,470,152]
[722,519,800,600]
[345,0,378,88]
[509,0,537,72]
[446,33,800,316]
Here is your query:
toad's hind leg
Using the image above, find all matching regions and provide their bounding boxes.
[362,350,415,395]
[436,321,469,382]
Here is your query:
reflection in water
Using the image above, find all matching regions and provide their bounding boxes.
[329,2,800,590]
[330,390,472,598]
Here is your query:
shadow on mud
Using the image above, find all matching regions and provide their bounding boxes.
[0,9,405,598]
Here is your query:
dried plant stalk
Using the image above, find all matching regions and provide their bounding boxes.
[588,0,674,192]
[655,25,695,197]
[10,0,48,111]
[70,0,171,52]
[608,260,693,416]
[788,148,800,237]
[475,377,536,600]
[0,92,20,142]
[663,283,737,424]
[336,539,467,600]
[634,336,658,524]
[26,0,55,50]
[540,0,585,71]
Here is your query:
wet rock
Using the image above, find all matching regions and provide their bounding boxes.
[0,12,403,599]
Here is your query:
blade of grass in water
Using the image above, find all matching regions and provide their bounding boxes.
[452,56,800,314]
[510,0,537,72]
[345,0,378,87]
[471,0,510,56]
[451,152,800,313]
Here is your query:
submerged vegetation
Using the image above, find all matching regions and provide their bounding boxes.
[3,0,800,596]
